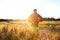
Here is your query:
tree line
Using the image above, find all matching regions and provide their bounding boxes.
[43,17,60,21]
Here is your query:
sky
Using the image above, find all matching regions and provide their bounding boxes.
[0,0,60,19]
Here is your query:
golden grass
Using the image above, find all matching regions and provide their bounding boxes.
[0,21,60,40]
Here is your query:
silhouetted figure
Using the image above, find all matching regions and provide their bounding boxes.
[28,9,43,27]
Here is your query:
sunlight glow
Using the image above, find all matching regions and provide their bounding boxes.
[0,0,60,19]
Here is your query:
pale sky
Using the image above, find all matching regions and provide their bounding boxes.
[0,0,60,19]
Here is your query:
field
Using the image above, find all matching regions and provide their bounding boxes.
[0,20,60,40]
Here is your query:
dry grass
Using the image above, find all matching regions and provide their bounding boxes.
[0,21,60,40]
[0,21,41,40]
